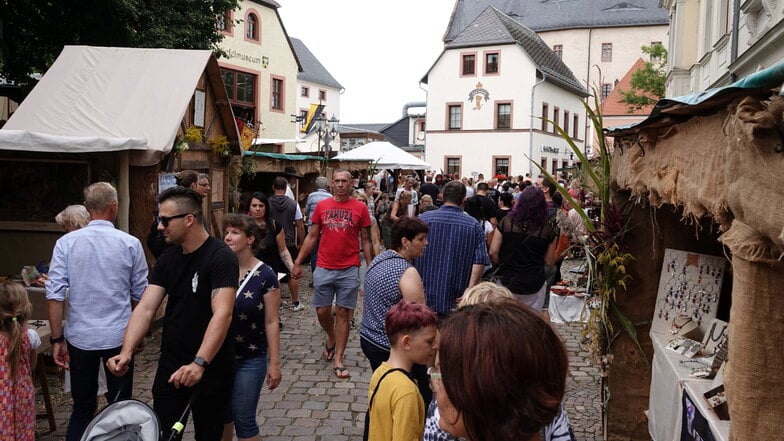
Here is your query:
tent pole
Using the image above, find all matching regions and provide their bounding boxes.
[118,151,130,232]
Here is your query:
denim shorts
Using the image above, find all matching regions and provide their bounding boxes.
[224,356,267,438]
[311,266,360,309]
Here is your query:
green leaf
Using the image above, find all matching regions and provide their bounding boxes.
[610,301,649,366]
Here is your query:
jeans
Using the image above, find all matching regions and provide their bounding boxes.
[360,336,432,406]
[225,356,268,438]
[65,343,133,441]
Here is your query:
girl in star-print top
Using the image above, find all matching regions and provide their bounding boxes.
[222,214,281,441]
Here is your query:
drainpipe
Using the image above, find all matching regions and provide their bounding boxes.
[529,71,547,176]
[585,28,594,156]
[729,0,740,82]
[402,101,427,118]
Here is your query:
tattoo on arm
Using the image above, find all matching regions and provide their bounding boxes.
[280,250,294,272]
[211,288,220,301]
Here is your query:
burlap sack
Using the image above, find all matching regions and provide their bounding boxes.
[722,221,784,440]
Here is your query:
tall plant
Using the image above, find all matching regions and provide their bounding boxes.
[529,90,644,382]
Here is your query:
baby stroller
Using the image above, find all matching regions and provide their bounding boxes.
[79,395,194,441]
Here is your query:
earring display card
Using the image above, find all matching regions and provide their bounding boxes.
[651,249,727,337]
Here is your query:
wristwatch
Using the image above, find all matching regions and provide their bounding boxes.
[50,335,65,345]
[193,356,209,368]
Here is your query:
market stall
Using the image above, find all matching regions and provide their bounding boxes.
[606,61,784,440]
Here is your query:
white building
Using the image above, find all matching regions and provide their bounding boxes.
[661,0,784,96]
[442,0,669,145]
[422,6,588,179]
[289,37,343,154]
[216,0,301,153]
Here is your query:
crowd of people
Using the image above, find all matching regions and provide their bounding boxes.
[0,166,597,441]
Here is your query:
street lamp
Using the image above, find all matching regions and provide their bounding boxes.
[316,115,340,160]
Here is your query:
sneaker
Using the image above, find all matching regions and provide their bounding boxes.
[292,302,305,312]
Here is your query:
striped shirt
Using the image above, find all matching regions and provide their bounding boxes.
[414,205,489,314]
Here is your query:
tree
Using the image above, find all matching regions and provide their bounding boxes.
[618,43,667,112]
[0,0,239,87]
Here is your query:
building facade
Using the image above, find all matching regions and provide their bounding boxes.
[423,7,588,179]
[217,0,301,153]
[661,0,784,96]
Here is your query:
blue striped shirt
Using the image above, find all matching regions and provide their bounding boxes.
[414,205,489,314]
[45,220,148,350]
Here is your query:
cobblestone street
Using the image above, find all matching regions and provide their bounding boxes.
[36,258,601,440]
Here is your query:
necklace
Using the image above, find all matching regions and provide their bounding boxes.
[670,315,693,334]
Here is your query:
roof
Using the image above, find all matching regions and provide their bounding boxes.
[380,116,412,148]
[445,0,668,40]
[339,123,387,134]
[290,38,343,89]
[601,58,656,116]
[0,46,238,165]
[605,60,784,136]
[441,6,587,96]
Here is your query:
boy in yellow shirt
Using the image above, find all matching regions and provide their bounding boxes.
[365,301,438,441]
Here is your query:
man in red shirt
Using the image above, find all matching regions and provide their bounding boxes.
[292,169,373,379]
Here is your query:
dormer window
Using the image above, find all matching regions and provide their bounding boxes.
[246,13,259,41]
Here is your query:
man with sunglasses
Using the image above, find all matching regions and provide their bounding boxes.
[46,182,148,441]
[108,186,238,441]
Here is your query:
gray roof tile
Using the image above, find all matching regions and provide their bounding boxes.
[290,37,343,89]
[447,7,587,95]
[445,0,668,41]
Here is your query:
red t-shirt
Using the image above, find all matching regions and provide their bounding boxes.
[312,197,371,269]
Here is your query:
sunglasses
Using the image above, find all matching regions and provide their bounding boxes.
[156,213,191,227]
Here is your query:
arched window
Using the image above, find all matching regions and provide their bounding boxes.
[246,13,258,40]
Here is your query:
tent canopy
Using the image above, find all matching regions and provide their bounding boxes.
[0,46,231,165]
[333,141,431,170]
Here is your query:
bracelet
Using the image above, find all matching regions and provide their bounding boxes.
[50,335,65,345]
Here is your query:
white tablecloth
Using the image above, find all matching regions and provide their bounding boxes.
[548,292,587,323]
[648,332,713,441]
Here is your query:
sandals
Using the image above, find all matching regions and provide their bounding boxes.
[333,366,351,379]
[323,343,336,362]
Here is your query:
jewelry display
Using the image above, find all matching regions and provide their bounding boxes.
[652,249,727,336]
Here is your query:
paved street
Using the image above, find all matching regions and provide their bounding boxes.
[36,258,601,440]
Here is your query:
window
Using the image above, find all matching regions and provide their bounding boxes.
[540,158,547,172]
[553,107,560,133]
[553,44,563,59]
[221,68,256,123]
[541,103,549,131]
[601,83,612,100]
[216,12,231,32]
[573,114,579,139]
[601,43,612,62]
[319,89,326,101]
[564,111,570,136]
[301,86,309,97]
[650,41,663,61]
[246,13,258,40]
[446,157,461,177]
[271,77,284,111]
[494,157,510,177]
[462,54,476,76]
[496,103,511,129]
[448,104,462,130]
[485,52,499,74]
[551,159,558,176]
[419,120,426,132]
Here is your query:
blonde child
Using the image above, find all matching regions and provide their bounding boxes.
[0,281,36,440]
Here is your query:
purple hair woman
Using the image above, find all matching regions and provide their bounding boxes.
[488,186,557,313]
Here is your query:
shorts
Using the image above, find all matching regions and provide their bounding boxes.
[311,266,360,309]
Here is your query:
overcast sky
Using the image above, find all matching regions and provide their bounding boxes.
[278,1,456,125]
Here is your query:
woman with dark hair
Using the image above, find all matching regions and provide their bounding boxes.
[380,190,413,249]
[360,217,432,403]
[488,186,557,312]
[431,300,570,441]
[175,170,200,192]
[246,192,299,309]
[221,214,281,441]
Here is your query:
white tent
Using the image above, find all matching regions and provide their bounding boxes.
[334,141,430,170]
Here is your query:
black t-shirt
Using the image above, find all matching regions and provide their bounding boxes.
[496,217,557,294]
[420,182,440,201]
[476,194,498,222]
[254,219,285,273]
[150,236,238,376]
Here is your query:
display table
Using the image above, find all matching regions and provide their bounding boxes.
[682,381,730,441]
[648,332,713,441]
[27,319,56,433]
[26,286,50,320]
[548,291,587,323]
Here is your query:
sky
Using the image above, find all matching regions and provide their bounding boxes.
[277,0,456,125]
